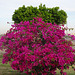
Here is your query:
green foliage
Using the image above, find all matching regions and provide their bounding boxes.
[12,4,67,25]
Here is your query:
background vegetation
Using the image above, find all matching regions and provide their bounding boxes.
[12,4,67,25]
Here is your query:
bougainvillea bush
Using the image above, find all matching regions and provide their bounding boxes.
[0,17,75,75]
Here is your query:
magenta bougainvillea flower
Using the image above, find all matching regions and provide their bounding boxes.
[0,17,75,75]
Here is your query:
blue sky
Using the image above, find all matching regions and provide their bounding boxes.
[0,0,75,34]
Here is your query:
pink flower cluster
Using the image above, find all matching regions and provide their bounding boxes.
[68,34,75,40]
[0,17,75,75]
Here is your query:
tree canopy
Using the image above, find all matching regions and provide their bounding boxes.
[12,4,67,25]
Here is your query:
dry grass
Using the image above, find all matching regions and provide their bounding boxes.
[0,54,75,75]
[56,67,75,75]
[0,55,26,75]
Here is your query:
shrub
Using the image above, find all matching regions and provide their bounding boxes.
[12,4,67,25]
[0,17,75,75]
